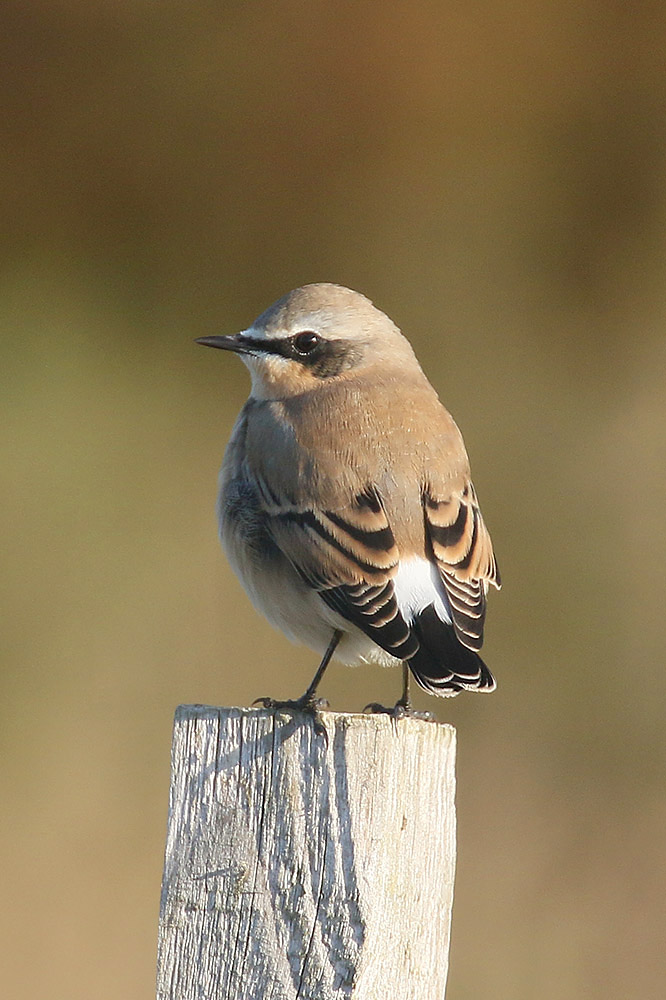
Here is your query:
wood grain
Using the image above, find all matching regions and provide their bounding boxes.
[157,706,456,1000]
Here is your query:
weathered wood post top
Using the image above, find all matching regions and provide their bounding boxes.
[157,705,456,1000]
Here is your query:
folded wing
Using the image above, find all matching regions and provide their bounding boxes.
[259,481,419,660]
[424,483,501,652]
[256,474,500,695]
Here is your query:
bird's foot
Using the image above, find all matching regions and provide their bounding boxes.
[253,694,330,740]
[363,700,436,726]
[253,694,329,712]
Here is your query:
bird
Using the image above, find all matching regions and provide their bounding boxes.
[196,283,500,717]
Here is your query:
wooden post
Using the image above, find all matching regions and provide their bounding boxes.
[156,705,456,1000]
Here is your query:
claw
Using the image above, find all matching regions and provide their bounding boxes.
[253,695,329,712]
[252,695,330,743]
[363,701,436,725]
[363,701,390,714]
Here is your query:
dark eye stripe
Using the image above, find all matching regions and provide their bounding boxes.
[241,334,363,378]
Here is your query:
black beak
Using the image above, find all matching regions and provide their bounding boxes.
[195,334,253,354]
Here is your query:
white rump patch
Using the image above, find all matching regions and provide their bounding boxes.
[393,557,452,625]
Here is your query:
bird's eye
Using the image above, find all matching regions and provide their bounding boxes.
[292,331,321,356]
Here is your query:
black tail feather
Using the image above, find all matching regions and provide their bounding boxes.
[408,605,496,696]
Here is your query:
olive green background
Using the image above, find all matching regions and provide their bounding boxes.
[2,4,665,998]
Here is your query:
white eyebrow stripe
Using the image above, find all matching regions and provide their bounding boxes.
[239,324,292,343]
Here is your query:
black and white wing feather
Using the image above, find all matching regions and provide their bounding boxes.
[424,482,501,652]
[259,482,419,661]
[251,472,500,697]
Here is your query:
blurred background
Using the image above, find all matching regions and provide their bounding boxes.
[2,2,665,997]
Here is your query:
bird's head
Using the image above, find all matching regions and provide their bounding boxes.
[196,283,419,400]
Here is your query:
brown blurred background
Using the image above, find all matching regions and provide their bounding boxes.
[2,3,665,998]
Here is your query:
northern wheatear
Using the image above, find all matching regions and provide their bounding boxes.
[197,284,500,715]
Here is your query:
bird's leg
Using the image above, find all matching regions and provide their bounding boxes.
[363,661,409,716]
[396,660,412,711]
[364,662,435,722]
[254,630,341,714]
